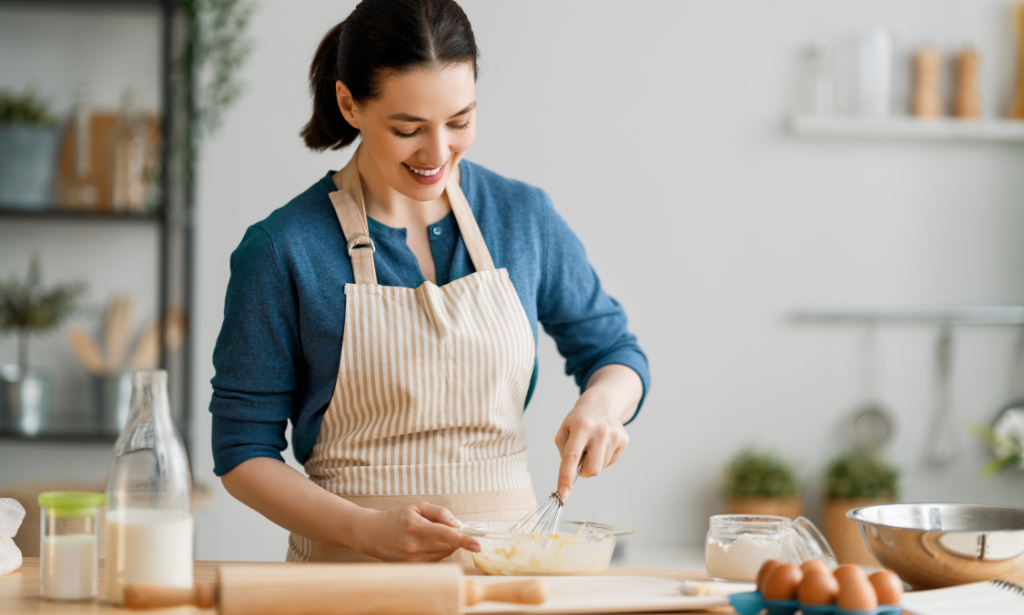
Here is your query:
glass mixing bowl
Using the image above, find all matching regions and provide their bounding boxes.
[460,520,633,576]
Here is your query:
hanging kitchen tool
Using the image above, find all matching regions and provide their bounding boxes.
[924,325,964,467]
[843,325,895,451]
[989,327,1024,471]
[123,563,546,615]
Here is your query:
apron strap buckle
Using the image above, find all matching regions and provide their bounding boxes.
[347,234,376,257]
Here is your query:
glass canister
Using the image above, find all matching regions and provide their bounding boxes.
[705,515,837,583]
[38,491,104,601]
[104,369,193,605]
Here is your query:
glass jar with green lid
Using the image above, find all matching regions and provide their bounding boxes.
[38,491,104,601]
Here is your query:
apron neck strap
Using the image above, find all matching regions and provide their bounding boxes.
[329,151,495,285]
[329,154,378,285]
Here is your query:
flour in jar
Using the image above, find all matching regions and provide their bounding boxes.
[705,534,783,581]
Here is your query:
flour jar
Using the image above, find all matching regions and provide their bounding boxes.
[38,491,104,601]
[705,514,836,582]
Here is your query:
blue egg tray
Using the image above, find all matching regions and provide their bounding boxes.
[728,591,902,615]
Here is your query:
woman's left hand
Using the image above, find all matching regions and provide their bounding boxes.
[553,364,642,500]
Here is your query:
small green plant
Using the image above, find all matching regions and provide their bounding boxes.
[969,422,1023,478]
[0,89,56,125]
[824,450,899,500]
[0,256,86,372]
[723,448,802,499]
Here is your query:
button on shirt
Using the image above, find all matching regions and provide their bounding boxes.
[209,159,650,476]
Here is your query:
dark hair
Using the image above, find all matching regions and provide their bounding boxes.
[301,0,478,151]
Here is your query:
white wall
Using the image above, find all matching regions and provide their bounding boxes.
[4,1,1024,563]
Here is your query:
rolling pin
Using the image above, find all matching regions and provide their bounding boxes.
[124,563,547,615]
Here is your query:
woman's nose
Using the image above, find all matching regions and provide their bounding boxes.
[422,130,449,168]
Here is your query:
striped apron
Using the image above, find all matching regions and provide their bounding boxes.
[286,154,537,564]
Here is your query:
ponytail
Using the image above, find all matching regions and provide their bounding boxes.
[301,20,360,151]
[301,0,479,153]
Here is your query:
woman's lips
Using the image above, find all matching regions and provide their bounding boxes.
[403,160,447,185]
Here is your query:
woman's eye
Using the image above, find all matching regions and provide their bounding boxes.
[449,121,471,131]
[394,129,418,138]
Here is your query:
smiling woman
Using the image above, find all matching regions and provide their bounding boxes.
[211,0,649,567]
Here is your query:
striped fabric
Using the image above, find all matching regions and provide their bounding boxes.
[302,151,535,498]
[304,269,535,495]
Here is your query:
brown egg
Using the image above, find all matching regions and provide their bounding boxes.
[756,559,784,593]
[800,559,831,578]
[837,572,879,611]
[763,564,803,601]
[869,569,904,605]
[797,569,840,605]
[833,564,866,586]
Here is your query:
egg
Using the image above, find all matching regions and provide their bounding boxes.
[763,563,803,601]
[797,569,839,605]
[869,569,904,605]
[833,564,866,586]
[837,571,879,611]
[756,559,784,593]
[799,559,831,578]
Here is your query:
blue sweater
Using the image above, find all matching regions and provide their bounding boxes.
[210,160,649,477]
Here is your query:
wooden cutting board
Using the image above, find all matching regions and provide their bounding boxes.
[466,576,740,614]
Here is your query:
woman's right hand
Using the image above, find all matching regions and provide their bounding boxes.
[350,502,481,562]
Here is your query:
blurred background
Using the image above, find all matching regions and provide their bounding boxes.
[1,0,1023,567]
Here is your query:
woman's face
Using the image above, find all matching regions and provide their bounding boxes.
[337,63,476,202]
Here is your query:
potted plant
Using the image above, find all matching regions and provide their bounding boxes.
[722,448,804,519]
[970,421,1023,477]
[0,256,85,434]
[822,449,899,565]
[0,89,60,208]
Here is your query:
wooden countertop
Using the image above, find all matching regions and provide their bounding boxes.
[0,558,725,615]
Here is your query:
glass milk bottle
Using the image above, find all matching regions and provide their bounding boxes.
[104,369,193,605]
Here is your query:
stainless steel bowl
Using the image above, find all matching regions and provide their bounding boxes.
[847,503,1024,589]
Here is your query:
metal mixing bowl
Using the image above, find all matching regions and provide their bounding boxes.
[847,503,1024,589]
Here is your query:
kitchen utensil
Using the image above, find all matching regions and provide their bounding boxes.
[844,326,895,451]
[857,29,893,118]
[461,520,633,576]
[65,327,106,376]
[123,563,547,615]
[924,326,964,466]
[509,453,585,535]
[847,503,1024,589]
[954,47,981,119]
[1011,3,1024,119]
[128,318,159,371]
[103,293,135,373]
[705,515,836,583]
[912,45,943,117]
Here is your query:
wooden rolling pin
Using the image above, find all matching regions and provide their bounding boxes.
[125,563,547,615]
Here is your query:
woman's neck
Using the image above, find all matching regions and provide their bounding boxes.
[356,148,455,228]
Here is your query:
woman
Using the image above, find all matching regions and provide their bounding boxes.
[211,0,649,564]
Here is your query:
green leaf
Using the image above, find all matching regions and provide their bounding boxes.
[722,448,802,499]
[823,449,900,500]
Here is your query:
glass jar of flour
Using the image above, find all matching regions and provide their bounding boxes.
[104,370,193,605]
[705,515,836,582]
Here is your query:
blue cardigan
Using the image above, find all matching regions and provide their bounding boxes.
[209,159,649,476]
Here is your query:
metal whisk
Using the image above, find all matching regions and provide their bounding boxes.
[509,452,586,535]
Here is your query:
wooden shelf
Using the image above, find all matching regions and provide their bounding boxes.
[790,115,1024,143]
[0,206,160,223]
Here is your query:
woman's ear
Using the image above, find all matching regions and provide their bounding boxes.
[336,81,360,129]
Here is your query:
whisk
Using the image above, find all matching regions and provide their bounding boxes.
[509,452,586,535]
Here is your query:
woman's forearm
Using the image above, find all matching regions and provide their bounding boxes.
[220,457,370,549]
[582,364,643,423]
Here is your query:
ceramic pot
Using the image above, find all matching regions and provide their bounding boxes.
[0,125,60,207]
[824,497,893,565]
[726,497,803,520]
[0,365,51,435]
